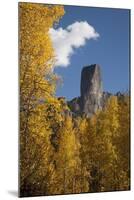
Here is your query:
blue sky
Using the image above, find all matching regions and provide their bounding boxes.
[52,6,130,100]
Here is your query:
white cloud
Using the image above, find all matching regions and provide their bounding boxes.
[49,21,99,68]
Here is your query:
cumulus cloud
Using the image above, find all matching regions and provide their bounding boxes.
[49,21,99,68]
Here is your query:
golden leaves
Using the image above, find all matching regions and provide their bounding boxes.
[19,2,130,196]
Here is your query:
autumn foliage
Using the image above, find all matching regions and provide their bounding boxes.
[19,3,130,197]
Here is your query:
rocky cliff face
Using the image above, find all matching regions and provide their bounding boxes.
[80,64,103,116]
[68,64,110,117]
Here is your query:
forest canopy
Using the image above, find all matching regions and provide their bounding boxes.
[19,3,130,197]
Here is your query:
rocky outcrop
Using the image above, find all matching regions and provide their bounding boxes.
[68,64,110,117]
[80,64,103,116]
[68,97,81,115]
[101,91,112,108]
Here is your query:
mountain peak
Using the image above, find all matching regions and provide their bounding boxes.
[68,64,104,117]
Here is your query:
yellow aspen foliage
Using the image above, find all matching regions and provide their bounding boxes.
[49,116,81,195]
[76,117,90,193]
[90,95,130,191]
[117,94,130,167]
[113,94,130,190]
[105,96,119,135]
[19,3,130,196]
[81,101,120,192]
[20,104,54,196]
[19,2,64,108]
[19,2,65,197]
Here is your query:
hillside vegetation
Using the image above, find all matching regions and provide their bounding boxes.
[19,3,130,197]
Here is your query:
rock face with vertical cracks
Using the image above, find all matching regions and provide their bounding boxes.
[68,64,107,117]
[80,64,103,116]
